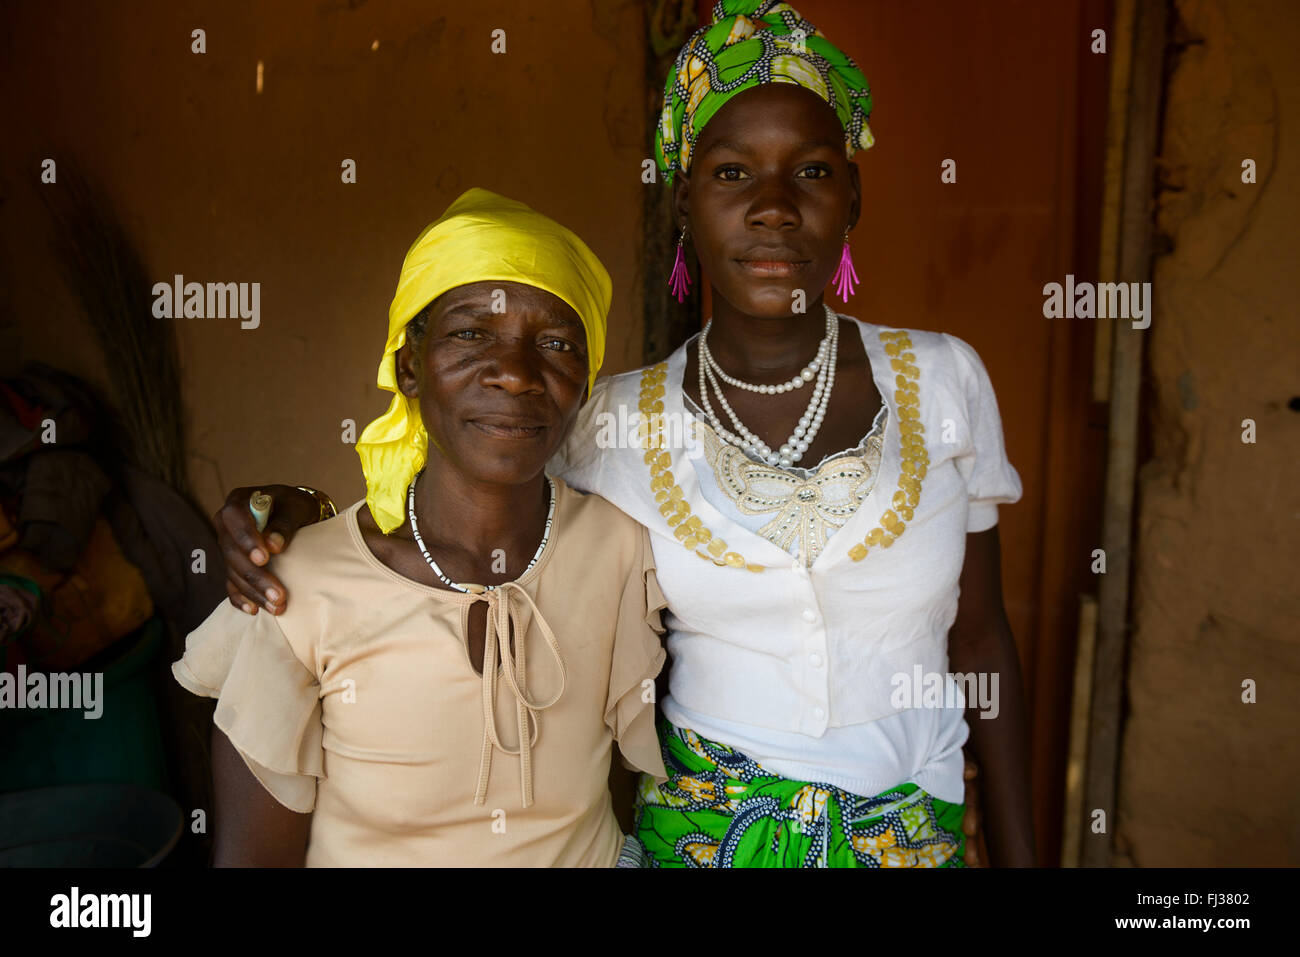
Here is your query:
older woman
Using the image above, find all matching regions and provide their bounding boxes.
[216,1,1034,867]
[175,188,667,866]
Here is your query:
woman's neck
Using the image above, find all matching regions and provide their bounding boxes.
[411,459,550,558]
[705,291,831,380]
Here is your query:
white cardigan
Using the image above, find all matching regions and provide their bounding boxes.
[550,317,1022,801]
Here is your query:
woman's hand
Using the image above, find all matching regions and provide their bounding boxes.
[215,485,321,615]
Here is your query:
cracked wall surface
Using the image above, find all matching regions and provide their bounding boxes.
[1116,0,1299,865]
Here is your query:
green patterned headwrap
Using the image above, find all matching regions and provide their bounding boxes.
[654,0,875,186]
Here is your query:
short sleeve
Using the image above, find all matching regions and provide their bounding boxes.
[172,603,324,813]
[604,525,669,784]
[943,334,1023,533]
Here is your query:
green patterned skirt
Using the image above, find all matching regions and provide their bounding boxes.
[632,720,967,868]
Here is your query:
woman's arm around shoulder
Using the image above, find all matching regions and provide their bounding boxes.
[215,484,331,616]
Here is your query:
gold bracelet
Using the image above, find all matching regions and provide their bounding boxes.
[294,486,337,523]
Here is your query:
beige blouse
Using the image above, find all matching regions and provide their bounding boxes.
[173,477,668,867]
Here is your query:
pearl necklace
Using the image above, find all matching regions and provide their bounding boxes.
[407,471,556,594]
[704,319,831,394]
[697,305,839,468]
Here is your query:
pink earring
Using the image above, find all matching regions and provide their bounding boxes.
[669,225,691,302]
[832,228,860,301]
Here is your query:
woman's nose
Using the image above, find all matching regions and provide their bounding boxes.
[747,178,802,231]
[479,339,546,394]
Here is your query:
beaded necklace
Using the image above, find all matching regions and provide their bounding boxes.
[697,305,839,467]
[637,324,928,568]
[407,471,556,594]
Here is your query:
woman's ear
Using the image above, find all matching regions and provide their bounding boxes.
[672,172,691,232]
[394,340,420,398]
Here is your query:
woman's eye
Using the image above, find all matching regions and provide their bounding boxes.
[716,166,748,181]
[799,165,831,179]
[451,329,482,341]
[541,338,574,352]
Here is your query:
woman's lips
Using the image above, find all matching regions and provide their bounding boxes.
[469,420,547,440]
[735,259,809,278]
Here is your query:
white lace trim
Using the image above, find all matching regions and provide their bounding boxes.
[685,396,889,566]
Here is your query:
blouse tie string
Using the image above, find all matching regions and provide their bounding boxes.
[472,581,567,808]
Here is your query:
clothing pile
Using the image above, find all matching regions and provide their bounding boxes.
[0,362,225,672]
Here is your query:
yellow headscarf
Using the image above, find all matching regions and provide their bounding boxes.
[356,187,612,534]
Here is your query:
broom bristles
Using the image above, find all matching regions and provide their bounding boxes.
[40,164,192,500]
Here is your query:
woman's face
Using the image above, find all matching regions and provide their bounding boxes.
[675,82,861,319]
[395,280,589,486]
